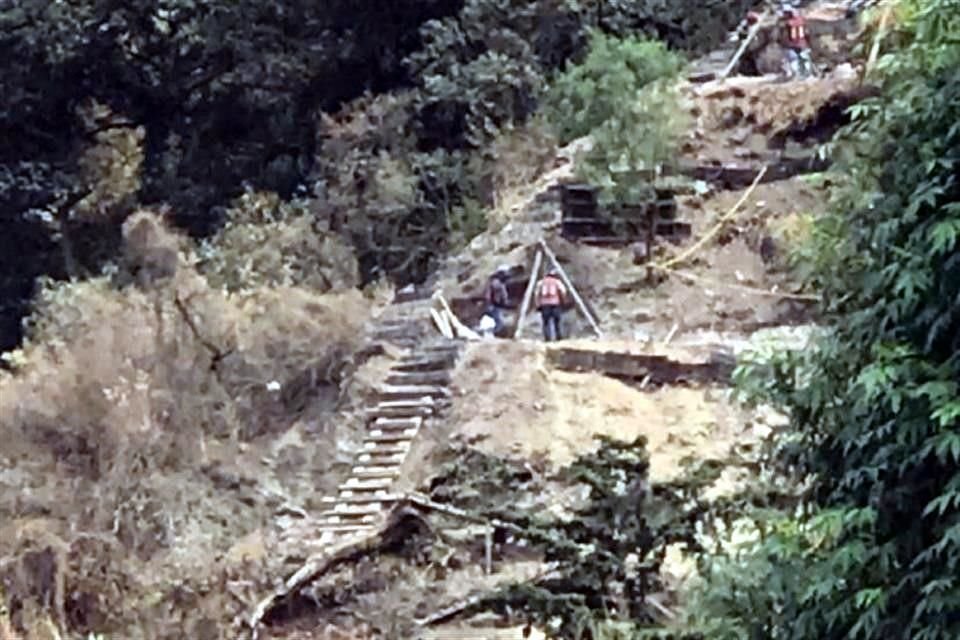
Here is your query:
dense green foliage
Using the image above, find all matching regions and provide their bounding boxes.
[429,438,723,639]
[687,1,960,637]
[577,79,688,209]
[544,31,684,145]
[0,0,753,353]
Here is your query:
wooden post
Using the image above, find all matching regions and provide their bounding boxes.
[719,10,768,80]
[538,240,603,338]
[433,292,481,340]
[863,3,892,83]
[514,249,544,339]
[430,308,453,339]
[484,526,493,574]
[645,203,656,284]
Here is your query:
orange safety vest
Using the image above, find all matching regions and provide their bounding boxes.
[784,15,808,48]
[537,276,565,306]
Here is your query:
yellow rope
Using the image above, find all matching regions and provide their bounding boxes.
[654,164,768,271]
[651,262,820,301]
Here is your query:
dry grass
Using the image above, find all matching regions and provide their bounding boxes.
[199,191,360,293]
[0,212,378,638]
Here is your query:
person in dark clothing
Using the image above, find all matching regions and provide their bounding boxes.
[483,267,510,335]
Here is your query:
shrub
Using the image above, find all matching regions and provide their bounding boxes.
[576,79,689,209]
[543,30,685,145]
[197,191,359,294]
[0,217,374,633]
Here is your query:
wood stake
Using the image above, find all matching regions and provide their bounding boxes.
[433,292,481,340]
[484,525,493,574]
[538,240,603,338]
[514,249,544,339]
[720,10,769,80]
[664,322,679,345]
[430,308,453,339]
[863,2,893,83]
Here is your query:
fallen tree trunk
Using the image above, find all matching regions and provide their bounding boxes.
[248,503,429,638]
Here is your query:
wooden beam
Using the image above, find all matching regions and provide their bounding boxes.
[514,249,543,339]
[430,308,453,339]
[433,292,481,340]
[719,10,768,80]
[538,240,603,338]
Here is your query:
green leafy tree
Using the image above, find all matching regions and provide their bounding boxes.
[544,31,684,145]
[691,1,960,638]
[430,437,718,639]
[576,78,688,209]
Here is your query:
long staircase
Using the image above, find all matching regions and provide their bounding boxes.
[289,283,464,549]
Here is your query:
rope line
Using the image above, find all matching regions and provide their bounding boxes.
[654,164,768,271]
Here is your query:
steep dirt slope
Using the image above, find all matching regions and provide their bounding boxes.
[444,340,758,481]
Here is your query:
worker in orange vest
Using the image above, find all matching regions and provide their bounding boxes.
[534,268,568,342]
[780,3,814,78]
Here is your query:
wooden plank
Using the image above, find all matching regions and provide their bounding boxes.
[378,384,451,397]
[433,292,481,341]
[321,494,400,505]
[719,10,768,80]
[385,370,451,386]
[430,308,453,339]
[514,249,543,339]
[538,240,603,338]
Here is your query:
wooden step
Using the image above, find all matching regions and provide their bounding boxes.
[322,507,381,520]
[363,432,418,445]
[337,486,392,499]
[357,451,406,464]
[319,513,378,526]
[385,370,451,386]
[369,427,418,439]
[341,477,395,491]
[350,467,401,480]
[367,404,435,419]
[352,461,403,474]
[321,494,400,505]
[360,441,411,455]
[377,384,452,400]
[394,357,457,373]
[371,416,423,429]
[315,524,377,534]
[321,504,383,517]
[370,416,423,429]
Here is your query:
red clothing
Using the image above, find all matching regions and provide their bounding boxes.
[784,14,808,49]
[536,276,566,307]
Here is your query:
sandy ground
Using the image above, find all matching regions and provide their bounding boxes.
[446,341,758,482]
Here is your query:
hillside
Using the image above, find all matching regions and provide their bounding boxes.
[3,1,946,639]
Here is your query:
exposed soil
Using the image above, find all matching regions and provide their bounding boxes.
[446,341,761,481]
